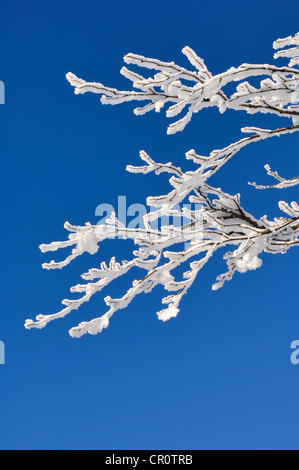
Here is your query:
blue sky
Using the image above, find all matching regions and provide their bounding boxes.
[0,0,299,450]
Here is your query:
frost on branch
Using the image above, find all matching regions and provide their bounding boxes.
[274,32,299,67]
[250,164,299,189]
[66,33,299,134]
[26,33,299,337]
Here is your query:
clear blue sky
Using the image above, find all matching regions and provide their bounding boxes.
[0,0,299,450]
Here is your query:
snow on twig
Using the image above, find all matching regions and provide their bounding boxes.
[26,32,299,337]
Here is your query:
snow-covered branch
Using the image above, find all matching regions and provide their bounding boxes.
[26,32,299,337]
[66,34,299,134]
[250,164,299,189]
